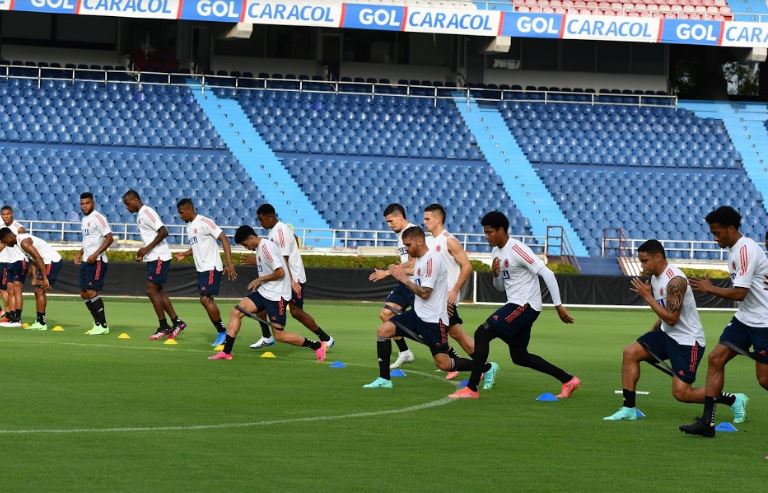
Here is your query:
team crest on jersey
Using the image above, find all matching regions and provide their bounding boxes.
[660,287,664,297]
[731,261,736,270]
[504,259,509,267]
[435,245,441,252]
[416,268,421,276]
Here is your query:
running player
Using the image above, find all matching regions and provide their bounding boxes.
[363,226,474,389]
[123,190,186,340]
[423,203,475,378]
[209,225,327,361]
[603,240,747,422]
[368,203,417,369]
[681,206,768,437]
[0,206,26,328]
[449,211,581,399]
[248,204,335,350]
[75,193,113,335]
[175,198,236,347]
[0,228,62,330]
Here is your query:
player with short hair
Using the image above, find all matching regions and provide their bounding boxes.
[247,204,335,350]
[75,193,114,335]
[368,203,418,369]
[209,225,327,361]
[449,211,581,399]
[363,226,474,389]
[175,198,237,347]
[423,203,475,378]
[123,190,186,340]
[0,205,27,328]
[603,239,747,422]
[0,228,61,330]
[681,206,768,437]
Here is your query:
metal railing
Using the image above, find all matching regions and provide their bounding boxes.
[603,236,739,261]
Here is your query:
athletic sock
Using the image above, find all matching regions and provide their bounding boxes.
[448,346,459,359]
[159,319,170,331]
[213,319,226,333]
[716,392,736,407]
[223,334,236,354]
[623,389,636,408]
[172,317,182,327]
[259,321,271,338]
[315,327,331,342]
[302,338,321,350]
[703,396,717,426]
[395,338,409,352]
[84,299,98,323]
[14,309,21,322]
[37,312,46,325]
[377,336,392,380]
[90,296,107,327]
[468,324,494,392]
[450,357,474,372]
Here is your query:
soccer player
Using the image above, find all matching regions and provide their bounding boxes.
[0,228,62,330]
[423,203,475,378]
[175,198,237,347]
[363,226,474,389]
[680,206,768,437]
[248,204,335,350]
[368,203,418,369]
[123,190,186,340]
[75,193,113,335]
[209,225,327,361]
[603,240,747,422]
[449,211,581,399]
[0,206,27,328]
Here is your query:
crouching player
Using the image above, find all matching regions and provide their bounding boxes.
[0,228,61,330]
[363,226,474,389]
[603,240,746,422]
[209,226,327,361]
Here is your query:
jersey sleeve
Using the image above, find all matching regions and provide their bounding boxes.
[96,213,112,236]
[201,217,223,239]
[510,242,545,273]
[732,243,758,289]
[419,255,441,290]
[265,242,286,271]
[274,224,293,256]
[142,208,164,232]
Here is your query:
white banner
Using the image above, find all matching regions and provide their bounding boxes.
[563,15,661,43]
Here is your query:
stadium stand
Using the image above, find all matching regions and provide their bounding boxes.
[509,0,733,19]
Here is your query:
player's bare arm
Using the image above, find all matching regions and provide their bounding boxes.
[74,247,84,266]
[87,233,113,264]
[491,257,501,277]
[20,239,50,290]
[248,267,285,292]
[388,264,433,299]
[174,248,192,261]
[218,232,237,281]
[369,268,390,282]
[446,237,472,305]
[689,277,748,301]
[632,276,686,326]
[137,226,168,261]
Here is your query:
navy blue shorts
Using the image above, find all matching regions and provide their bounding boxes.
[385,282,415,310]
[637,330,704,384]
[38,261,62,288]
[289,282,306,309]
[391,310,449,356]
[6,259,28,283]
[79,260,107,291]
[485,303,540,348]
[146,259,171,286]
[0,263,7,290]
[247,291,287,327]
[720,316,768,364]
[197,269,222,296]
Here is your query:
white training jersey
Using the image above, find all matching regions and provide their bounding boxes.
[729,236,768,327]
[268,221,306,284]
[412,249,449,324]
[396,223,418,265]
[425,229,461,291]
[17,233,62,264]
[81,211,111,263]
[256,239,292,302]
[136,205,171,262]
[651,265,705,347]
[0,220,26,263]
[492,238,547,311]
[186,215,223,272]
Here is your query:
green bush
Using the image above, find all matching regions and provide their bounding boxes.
[679,267,730,279]
[548,262,580,275]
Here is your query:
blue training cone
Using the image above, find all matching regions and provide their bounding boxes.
[715,422,738,432]
[536,392,558,402]
[457,379,469,389]
[391,369,407,378]
[635,409,646,418]
[329,361,346,369]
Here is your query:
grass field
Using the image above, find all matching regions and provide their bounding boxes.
[1,297,766,492]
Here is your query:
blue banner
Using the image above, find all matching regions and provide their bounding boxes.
[181,0,242,22]
[342,3,406,32]
[501,12,563,38]
[661,19,722,46]
[13,0,77,14]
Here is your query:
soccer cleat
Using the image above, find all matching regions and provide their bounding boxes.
[731,393,749,424]
[314,341,327,362]
[29,321,48,331]
[169,320,187,339]
[603,407,638,421]
[448,387,479,399]
[0,320,21,328]
[482,362,500,390]
[679,417,716,437]
[389,349,415,369]
[249,336,275,349]
[208,351,232,361]
[325,336,335,351]
[362,377,393,389]
[444,371,460,381]
[556,376,582,399]
[149,328,171,341]
[84,324,99,335]
[212,332,227,347]
[89,325,110,336]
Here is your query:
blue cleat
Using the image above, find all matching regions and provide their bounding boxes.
[212,332,227,347]
[482,362,499,390]
[603,407,638,421]
[363,377,393,389]
[731,393,749,424]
